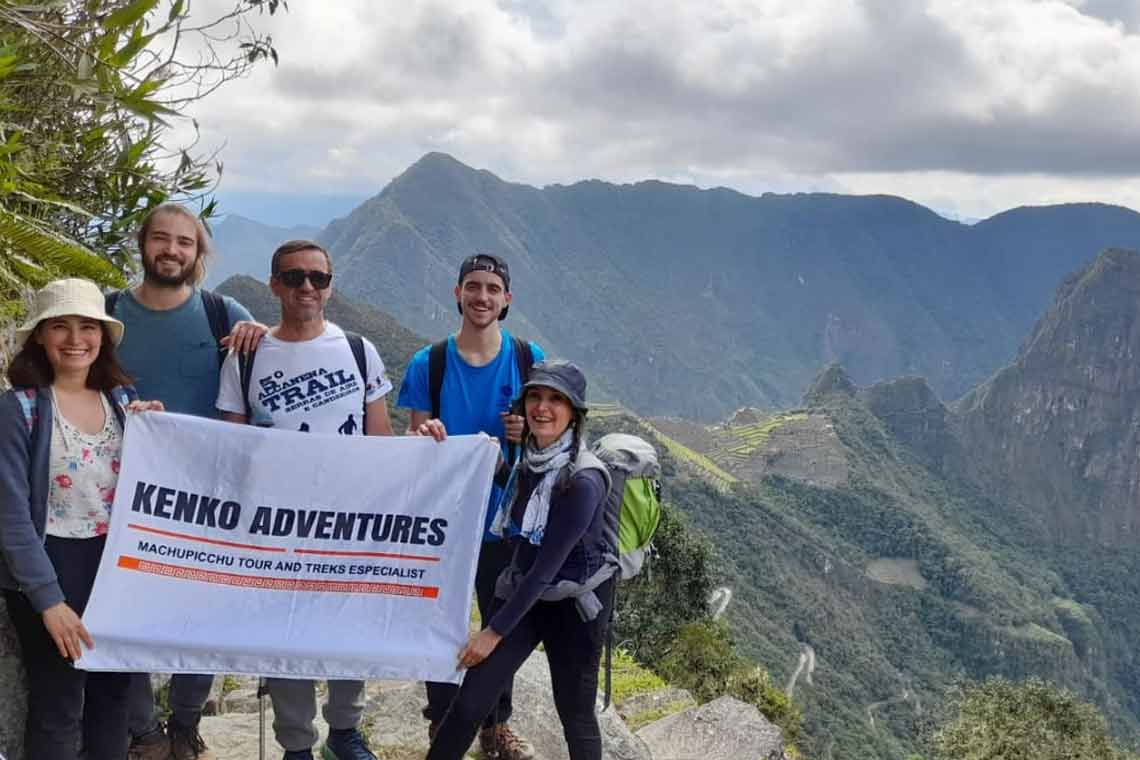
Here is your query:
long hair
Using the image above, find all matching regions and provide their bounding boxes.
[6,324,133,391]
[136,203,213,286]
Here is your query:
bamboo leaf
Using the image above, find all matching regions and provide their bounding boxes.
[105,0,161,31]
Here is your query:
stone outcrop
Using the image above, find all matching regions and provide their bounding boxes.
[859,376,956,472]
[803,363,856,405]
[636,697,787,760]
[957,248,1140,545]
[11,652,657,760]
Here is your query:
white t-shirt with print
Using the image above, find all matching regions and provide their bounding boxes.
[216,322,392,434]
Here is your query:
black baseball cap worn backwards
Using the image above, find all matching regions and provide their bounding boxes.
[457,253,511,320]
[458,253,510,290]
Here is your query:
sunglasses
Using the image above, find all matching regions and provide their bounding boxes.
[276,269,332,289]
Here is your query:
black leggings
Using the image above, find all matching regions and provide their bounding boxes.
[427,579,613,760]
[424,538,515,728]
[3,535,130,760]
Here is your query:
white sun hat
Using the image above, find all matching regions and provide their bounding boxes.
[15,278,125,347]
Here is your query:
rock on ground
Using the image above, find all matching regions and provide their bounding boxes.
[197,652,652,760]
[636,696,787,760]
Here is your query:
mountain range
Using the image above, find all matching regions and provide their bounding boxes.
[204,157,1140,755]
[212,247,1140,758]
[211,153,1140,422]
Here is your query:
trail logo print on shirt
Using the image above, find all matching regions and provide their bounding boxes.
[256,366,360,414]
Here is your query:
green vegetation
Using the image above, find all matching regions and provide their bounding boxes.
[0,0,281,322]
[604,386,1140,759]
[609,648,667,704]
[930,678,1137,760]
[594,414,804,751]
[715,412,809,459]
[656,432,738,488]
[657,620,803,745]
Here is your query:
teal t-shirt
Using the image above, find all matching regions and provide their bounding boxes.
[112,288,252,418]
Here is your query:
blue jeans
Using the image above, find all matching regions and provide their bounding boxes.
[427,579,613,760]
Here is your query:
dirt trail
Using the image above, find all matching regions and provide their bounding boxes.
[709,586,732,619]
[785,643,816,698]
[866,687,920,729]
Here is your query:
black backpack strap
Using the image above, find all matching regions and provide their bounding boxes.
[512,336,534,382]
[199,290,232,366]
[104,290,121,316]
[238,349,256,420]
[344,331,369,428]
[604,585,617,709]
[428,339,448,420]
[507,336,536,464]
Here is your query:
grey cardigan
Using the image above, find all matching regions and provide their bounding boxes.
[0,385,134,612]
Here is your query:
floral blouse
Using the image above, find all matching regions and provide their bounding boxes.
[46,394,123,539]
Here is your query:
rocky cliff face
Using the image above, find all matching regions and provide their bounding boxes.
[957,249,1140,546]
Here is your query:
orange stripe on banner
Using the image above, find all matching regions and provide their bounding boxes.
[294,548,440,562]
[128,523,287,553]
[116,555,439,598]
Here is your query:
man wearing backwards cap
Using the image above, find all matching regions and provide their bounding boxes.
[398,254,541,760]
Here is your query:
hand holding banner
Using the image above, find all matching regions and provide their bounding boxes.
[77,412,498,683]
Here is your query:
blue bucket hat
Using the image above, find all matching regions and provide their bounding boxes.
[519,359,588,411]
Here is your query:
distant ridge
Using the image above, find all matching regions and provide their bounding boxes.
[304,153,1140,420]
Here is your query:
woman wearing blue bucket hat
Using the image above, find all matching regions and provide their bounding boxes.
[427,359,613,760]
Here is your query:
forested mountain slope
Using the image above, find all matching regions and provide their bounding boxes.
[316,152,1140,420]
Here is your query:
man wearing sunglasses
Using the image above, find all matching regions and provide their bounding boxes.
[216,239,394,760]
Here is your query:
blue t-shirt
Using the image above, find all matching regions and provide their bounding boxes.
[112,288,252,418]
[397,330,544,541]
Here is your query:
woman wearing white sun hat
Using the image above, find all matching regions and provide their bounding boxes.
[0,278,162,760]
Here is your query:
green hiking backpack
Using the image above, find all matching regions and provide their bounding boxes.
[579,432,662,710]
[586,432,662,580]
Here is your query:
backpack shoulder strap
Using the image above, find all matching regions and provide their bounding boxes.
[107,386,137,429]
[104,290,121,316]
[15,388,38,435]
[344,331,369,426]
[199,290,232,365]
[512,335,534,383]
[428,339,448,420]
[238,349,257,420]
[571,450,613,496]
[506,336,536,465]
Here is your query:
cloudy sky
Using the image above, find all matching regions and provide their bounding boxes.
[177,0,1140,226]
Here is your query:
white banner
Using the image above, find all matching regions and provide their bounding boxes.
[76,412,498,683]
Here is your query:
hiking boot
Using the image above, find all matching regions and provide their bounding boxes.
[479,724,535,760]
[168,717,216,760]
[321,727,377,760]
[127,726,170,760]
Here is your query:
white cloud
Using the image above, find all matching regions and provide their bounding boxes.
[170,0,1140,218]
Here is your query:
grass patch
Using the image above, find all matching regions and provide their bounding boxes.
[717,413,809,458]
[1002,623,1071,647]
[608,648,667,705]
[655,432,738,487]
[1053,597,1093,627]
